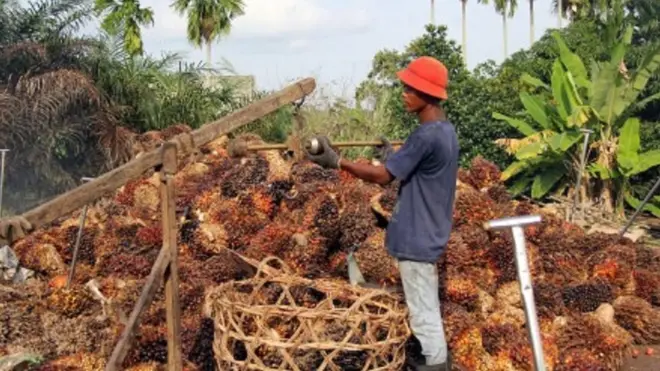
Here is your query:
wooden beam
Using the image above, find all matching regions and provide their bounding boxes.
[161,143,182,371]
[20,78,316,230]
[105,244,171,371]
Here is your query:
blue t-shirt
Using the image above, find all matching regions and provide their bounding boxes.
[384,121,459,263]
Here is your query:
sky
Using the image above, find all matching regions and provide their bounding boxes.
[76,0,564,97]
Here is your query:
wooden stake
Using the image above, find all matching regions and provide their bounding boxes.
[105,244,171,371]
[160,143,182,371]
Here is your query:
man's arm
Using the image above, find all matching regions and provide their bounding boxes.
[337,131,429,186]
[338,160,395,185]
[306,134,428,185]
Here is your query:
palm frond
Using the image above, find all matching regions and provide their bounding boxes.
[15,69,101,105]
[0,40,47,60]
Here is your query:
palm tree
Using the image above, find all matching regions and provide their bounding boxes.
[627,0,660,44]
[460,0,467,62]
[553,0,612,22]
[431,0,435,24]
[0,0,130,213]
[558,0,563,27]
[493,0,518,58]
[459,0,489,65]
[94,0,154,57]
[529,0,535,45]
[171,0,246,66]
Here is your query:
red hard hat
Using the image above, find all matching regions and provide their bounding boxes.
[396,56,449,100]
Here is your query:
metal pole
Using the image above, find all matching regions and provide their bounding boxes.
[0,149,9,218]
[484,215,546,371]
[570,129,593,222]
[619,176,660,238]
[66,177,95,288]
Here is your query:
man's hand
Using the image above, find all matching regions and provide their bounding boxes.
[375,136,394,163]
[306,136,340,169]
[0,216,33,244]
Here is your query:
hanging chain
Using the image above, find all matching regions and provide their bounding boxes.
[290,96,307,161]
[292,97,306,132]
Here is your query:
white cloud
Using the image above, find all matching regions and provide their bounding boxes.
[288,39,309,51]
[139,0,370,42]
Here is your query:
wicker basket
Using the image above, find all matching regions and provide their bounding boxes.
[204,257,411,370]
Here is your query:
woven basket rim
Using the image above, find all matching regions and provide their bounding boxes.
[205,256,411,371]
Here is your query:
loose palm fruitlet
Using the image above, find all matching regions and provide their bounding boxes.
[4,131,659,371]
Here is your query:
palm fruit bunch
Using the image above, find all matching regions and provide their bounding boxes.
[5,127,660,371]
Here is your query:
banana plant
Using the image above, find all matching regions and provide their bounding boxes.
[585,25,660,213]
[494,26,660,213]
[492,39,590,199]
[591,118,660,216]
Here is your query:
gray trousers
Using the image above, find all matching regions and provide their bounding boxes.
[398,260,448,365]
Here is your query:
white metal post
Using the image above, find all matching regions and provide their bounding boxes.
[484,215,546,371]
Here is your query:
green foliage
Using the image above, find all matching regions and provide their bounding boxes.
[495,27,660,214]
[90,36,237,132]
[171,0,245,59]
[0,0,244,214]
[493,54,588,198]
[0,0,113,213]
[94,0,155,57]
[357,25,517,168]
[230,90,295,144]
[610,118,660,214]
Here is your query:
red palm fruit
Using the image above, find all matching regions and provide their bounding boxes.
[466,156,503,190]
[635,244,660,271]
[587,244,636,295]
[445,276,480,310]
[540,250,588,286]
[556,314,632,371]
[353,230,400,286]
[613,296,660,344]
[562,281,614,313]
[453,183,498,227]
[241,222,298,261]
[450,327,494,370]
[283,232,328,278]
[633,269,660,306]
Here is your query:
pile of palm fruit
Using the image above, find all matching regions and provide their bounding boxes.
[1,129,659,371]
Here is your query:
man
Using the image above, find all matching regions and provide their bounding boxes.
[306,56,459,371]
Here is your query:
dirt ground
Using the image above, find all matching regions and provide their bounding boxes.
[622,345,660,370]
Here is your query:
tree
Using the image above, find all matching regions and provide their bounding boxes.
[0,0,124,212]
[529,0,535,45]
[94,0,155,57]
[356,25,518,169]
[626,0,660,45]
[171,0,246,66]
[491,0,518,58]
[494,28,660,214]
[459,0,489,65]
[460,0,467,62]
[552,0,611,21]
[431,0,436,24]
[0,0,243,214]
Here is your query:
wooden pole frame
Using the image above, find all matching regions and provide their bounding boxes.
[104,144,181,371]
[99,80,316,370]
[0,78,316,370]
[161,143,182,371]
[9,80,317,370]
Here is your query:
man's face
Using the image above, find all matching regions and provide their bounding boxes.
[402,85,426,113]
